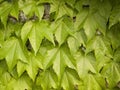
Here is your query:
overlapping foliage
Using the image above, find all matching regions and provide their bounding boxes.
[0,0,120,90]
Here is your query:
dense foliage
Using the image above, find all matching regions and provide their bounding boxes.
[0,0,120,90]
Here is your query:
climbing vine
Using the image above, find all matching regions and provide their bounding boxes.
[0,0,120,90]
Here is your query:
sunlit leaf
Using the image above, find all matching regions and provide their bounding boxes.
[74,52,96,79]
[6,73,32,90]
[61,68,80,90]
[19,0,44,20]
[26,52,43,81]
[21,20,54,54]
[83,74,103,90]
[36,69,58,90]
[67,29,87,54]
[86,36,113,59]
[52,16,74,46]
[43,44,76,79]
[0,2,12,27]
[0,37,27,71]
[0,1,19,27]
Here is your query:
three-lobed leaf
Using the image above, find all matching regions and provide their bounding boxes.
[21,20,54,54]
[0,37,27,71]
[43,44,76,80]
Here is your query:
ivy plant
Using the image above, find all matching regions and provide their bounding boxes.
[0,0,120,90]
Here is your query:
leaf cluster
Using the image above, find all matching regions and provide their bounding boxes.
[0,0,120,90]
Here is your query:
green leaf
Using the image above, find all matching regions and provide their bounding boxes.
[83,12,107,41]
[107,23,120,49]
[17,61,26,77]
[109,5,120,28]
[10,1,19,19]
[21,21,33,44]
[61,68,80,90]
[74,9,88,31]
[114,47,120,63]
[19,0,44,20]
[101,61,120,88]
[67,29,87,54]
[0,37,27,71]
[17,52,43,80]
[0,61,8,74]
[0,1,19,27]
[52,16,74,46]
[26,52,43,81]
[74,52,96,79]
[86,36,113,59]
[75,0,110,40]
[64,0,76,9]
[78,74,105,90]
[21,20,54,54]
[6,73,32,90]
[0,30,4,48]
[0,2,12,27]
[50,0,73,19]
[0,61,13,90]
[0,72,12,90]
[86,36,113,72]
[83,14,98,40]
[83,74,103,90]
[36,69,58,90]
[43,45,76,80]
